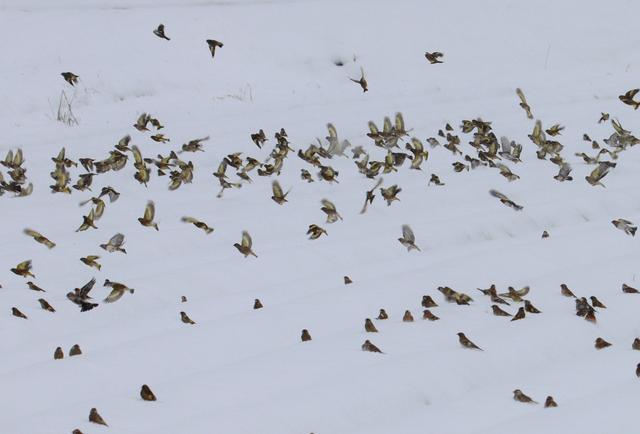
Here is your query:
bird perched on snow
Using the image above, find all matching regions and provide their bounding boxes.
[301,329,312,342]
[100,233,126,254]
[138,201,159,230]
[492,305,512,317]
[141,384,157,401]
[489,189,523,210]
[423,310,439,321]
[180,311,195,324]
[595,337,612,349]
[422,295,437,308]
[362,340,383,353]
[377,309,388,320]
[61,72,79,86]
[402,310,414,322]
[69,344,82,356]
[544,396,558,408]
[12,307,27,319]
[612,219,637,236]
[234,231,257,257]
[89,408,107,426]
[590,296,606,309]
[398,224,421,251]
[54,347,64,360]
[27,281,45,292]
[153,24,170,40]
[103,279,135,303]
[364,319,378,332]
[560,284,576,298]
[253,299,263,309]
[424,51,444,64]
[623,283,639,294]
[349,67,368,92]
[38,298,55,312]
[513,389,537,404]
[457,332,482,350]
[524,300,541,314]
[206,39,224,58]
[511,307,526,321]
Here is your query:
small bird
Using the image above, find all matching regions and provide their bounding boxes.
[402,310,414,322]
[560,284,576,298]
[23,228,56,249]
[541,230,550,238]
[100,233,126,254]
[89,408,107,426]
[380,184,401,206]
[206,39,224,58]
[234,231,257,257]
[623,283,639,294]
[612,219,637,236]
[140,384,157,401]
[301,329,312,342]
[422,295,437,308]
[511,307,526,321]
[271,180,291,205]
[344,276,353,285]
[361,340,383,353]
[489,189,523,211]
[253,299,263,309]
[251,129,267,148]
[553,163,573,182]
[38,298,55,312]
[398,224,421,251]
[590,296,606,308]
[76,208,98,232]
[457,332,482,350]
[61,72,79,86]
[103,279,135,303]
[424,51,444,64]
[153,24,170,40]
[99,186,120,203]
[595,337,612,349]
[80,255,102,270]
[67,278,98,312]
[138,201,159,230]
[349,67,368,92]
[619,88,640,109]
[72,430,84,434]
[422,310,440,321]
[636,363,640,378]
[515,88,533,119]
[544,396,558,408]
[360,178,383,214]
[320,199,342,223]
[585,162,615,187]
[181,217,214,234]
[598,112,610,123]
[632,338,640,351]
[492,305,512,317]
[181,296,188,303]
[69,344,82,356]
[12,307,27,319]
[364,318,378,332]
[377,309,388,320]
[54,347,64,360]
[180,311,196,324]
[513,389,537,404]
[307,224,327,240]
[11,260,34,278]
[524,300,541,314]
[26,281,44,292]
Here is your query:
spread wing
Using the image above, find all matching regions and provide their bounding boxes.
[402,224,415,243]
[241,231,252,249]
[79,278,96,298]
[272,180,283,199]
[104,288,124,303]
[144,201,155,221]
[109,233,125,247]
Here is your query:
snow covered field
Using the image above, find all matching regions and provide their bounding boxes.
[1,0,640,433]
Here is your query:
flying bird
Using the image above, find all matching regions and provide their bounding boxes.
[153,24,170,40]
[457,332,482,350]
[234,231,257,257]
[61,72,79,86]
[349,67,368,92]
[206,39,224,58]
[489,189,523,210]
[103,279,135,303]
[398,224,421,251]
[100,233,126,253]
[424,51,444,64]
[138,200,159,230]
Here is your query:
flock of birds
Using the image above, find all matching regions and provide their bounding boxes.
[4,22,640,433]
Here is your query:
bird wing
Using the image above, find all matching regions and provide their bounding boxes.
[23,228,42,239]
[395,112,405,132]
[402,224,415,243]
[104,288,124,303]
[109,233,125,247]
[132,146,143,165]
[489,189,508,201]
[242,231,252,249]
[79,278,96,297]
[321,199,336,213]
[272,180,283,199]
[144,201,155,221]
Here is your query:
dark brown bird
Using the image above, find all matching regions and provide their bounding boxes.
[511,307,526,321]
[344,276,353,285]
[364,318,378,332]
[206,39,224,58]
[69,344,82,356]
[153,24,170,40]
[402,310,414,322]
[181,296,187,303]
[595,337,612,349]
[140,384,157,401]
[524,300,541,314]
[422,310,439,321]
[362,340,383,353]
[54,347,64,360]
[72,430,84,434]
[513,389,537,404]
[541,230,549,239]
[422,295,437,308]
[89,408,107,426]
[619,88,640,109]
[560,284,576,298]
[349,67,368,92]
[253,299,263,309]
[457,332,482,350]
[26,281,45,292]
[12,307,27,319]
[632,338,640,351]
[301,329,312,342]
[377,309,388,320]
[61,72,79,86]
[424,51,444,64]
[38,298,55,313]
[544,396,558,408]
[307,224,327,240]
[590,296,606,309]
[181,311,195,324]
[492,305,512,317]
[623,283,639,294]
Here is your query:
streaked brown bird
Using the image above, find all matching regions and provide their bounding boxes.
[365,318,378,332]
[612,219,637,236]
[12,307,27,319]
[89,408,107,426]
[80,255,102,270]
[560,284,576,298]
[636,363,640,378]
[27,281,45,292]
[38,298,55,312]
[402,310,414,322]
[181,311,196,324]
[544,396,558,408]
[524,300,541,314]
[23,228,56,249]
[54,347,64,360]
[422,309,439,321]
[206,39,224,58]
[253,299,263,309]
[307,224,327,240]
[301,329,312,342]
[362,340,383,353]
[457,332,482,350]
[619,88,640,109]
[595,337,611,349]
[511,307,526,321]
[492,305,512,317]
[234,231,257,257]
[69,344,82,356]
[344,276,353,285]
[590,296,606,309]
[141,384,157,401]
[11,260,34,278]
[623,283,639,294]
[100,233,126,254]
[138,201,159,230]
[424,51,443,64]
[513,389,537,404]
[271,180,291,205]
[422,295,437,308]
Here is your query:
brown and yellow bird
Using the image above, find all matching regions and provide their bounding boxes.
[619,88,640,109]
[80,255,102,270]
[11,260,34,278]
[457,332,482,350]
[349,67,368,92]
[320,199,342,223]
[234,231,257,257]
[23,228,55,249]
[181,217,214,234]
[138,201,159,230]
[271,180,291,205]
[103,279,135,303]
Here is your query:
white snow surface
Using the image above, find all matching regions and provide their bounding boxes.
[1,0,640,433]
